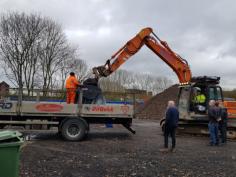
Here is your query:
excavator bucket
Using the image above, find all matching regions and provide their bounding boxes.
[92,66,111,78]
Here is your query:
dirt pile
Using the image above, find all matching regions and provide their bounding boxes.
[135,84,179,120]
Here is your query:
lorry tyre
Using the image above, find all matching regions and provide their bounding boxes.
[61,118,87,141]
[58,118,68,136]
[160,118,165,134]
[161,123,165,133]
[83,124,90,140]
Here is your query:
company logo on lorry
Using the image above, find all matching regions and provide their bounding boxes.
[121,105,129,114]
[0,102,12,109]
[36,104,63,112]
[91,106,114,112]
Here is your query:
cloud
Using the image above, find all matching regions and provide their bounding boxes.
[65,29,92,38]
[0,0,236,89]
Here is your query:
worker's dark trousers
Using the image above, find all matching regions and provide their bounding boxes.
[164,126,176,148]
[219,123,227,143]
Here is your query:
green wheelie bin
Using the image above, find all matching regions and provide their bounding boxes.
[0,130,24,177]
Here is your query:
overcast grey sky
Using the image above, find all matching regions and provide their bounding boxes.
[0,0,236,88]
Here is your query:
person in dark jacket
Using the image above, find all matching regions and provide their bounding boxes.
[218,102,228,144]
[208,100,219,146]
[161,100,179,152]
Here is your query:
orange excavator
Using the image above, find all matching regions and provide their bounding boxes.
[92,27,236,138]
[92,27,191,84]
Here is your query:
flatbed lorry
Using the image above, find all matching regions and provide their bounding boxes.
[0,88,135,141]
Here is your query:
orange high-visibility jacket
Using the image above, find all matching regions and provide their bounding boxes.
[65,76,80,89]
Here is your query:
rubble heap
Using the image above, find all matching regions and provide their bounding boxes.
[135,85,179,120]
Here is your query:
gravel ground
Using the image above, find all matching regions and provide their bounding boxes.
[20,119,236,177]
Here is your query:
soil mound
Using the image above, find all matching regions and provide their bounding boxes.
[135,84,179,120]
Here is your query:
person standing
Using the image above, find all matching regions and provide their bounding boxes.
[208,100,219,146]
[218,102,228,144]
[65,72,80,104]
[161,100,179,152]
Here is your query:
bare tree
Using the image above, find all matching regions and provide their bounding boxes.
[23,38,43,95]
[58,46,90,90]
[0,12,82,98]
[59,56,73,90]
[0,12,44,100]
[99,69,172,94]
[37,19,71,95]
[99,79,125,92]
[66,51,90,83]
[99,70,129,92]
[73,58,90,82]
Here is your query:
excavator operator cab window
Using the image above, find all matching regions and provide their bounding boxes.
[216,87,223,101]
[208,86,223,101]
[208,87,215,100]
[188,86,223,114]
[205,86,223,111]
[190,86,223,114]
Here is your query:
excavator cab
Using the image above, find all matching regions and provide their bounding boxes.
[160,76,224,133]
[178,76,223,121]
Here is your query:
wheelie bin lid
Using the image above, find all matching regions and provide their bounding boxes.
[0,130,23,143]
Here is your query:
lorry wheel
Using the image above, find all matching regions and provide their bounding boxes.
[61,118,87,141]
[83,124,90,140]
[160,119,165,133]
[161,123,165,133]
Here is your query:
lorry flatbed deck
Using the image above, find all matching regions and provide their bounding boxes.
[0,93,135,141]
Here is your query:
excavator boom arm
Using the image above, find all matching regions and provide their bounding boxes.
[144,36,191,83]
[93,27,192,83]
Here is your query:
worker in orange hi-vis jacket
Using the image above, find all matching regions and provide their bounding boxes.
[65,72,80,104]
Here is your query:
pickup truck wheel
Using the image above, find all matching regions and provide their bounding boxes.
[61,118,86,141]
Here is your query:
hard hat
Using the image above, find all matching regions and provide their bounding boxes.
[70,72,75,76]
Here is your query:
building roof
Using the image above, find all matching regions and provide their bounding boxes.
[0,81,9,87]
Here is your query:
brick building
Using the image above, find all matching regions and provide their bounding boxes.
[0,81,10,98]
